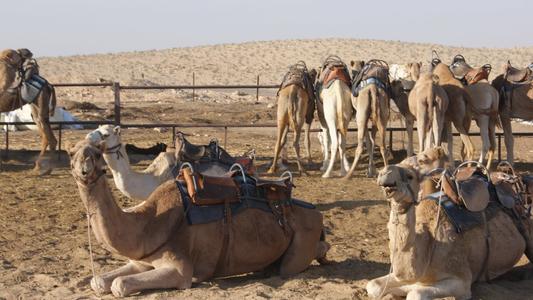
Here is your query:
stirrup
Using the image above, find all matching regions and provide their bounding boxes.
[280,170,293,184]
[229,163,247,184]
[179,162,197,191]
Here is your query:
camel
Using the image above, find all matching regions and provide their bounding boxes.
[431,60,496,167]
[86,125,175,201]
[69,140,330,297]
[390,73,449,156]
[367,147,533,299]
[491,63,533,164]
[389,62,422,81]
[315,56,353,178]
[0,49,57,174]
[268,63,316,175]
[344,60,391,178]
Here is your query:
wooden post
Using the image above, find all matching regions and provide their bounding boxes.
[113,82,121,125]
[172,126,176,145]
[224,126,228,149]
[192,72,195,101]
[389,129,393,152]
[256,75,260,102]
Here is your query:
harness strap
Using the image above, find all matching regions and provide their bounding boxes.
[105,143,125,160]
[478,211,491,282]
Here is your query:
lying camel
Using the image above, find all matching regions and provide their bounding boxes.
[344,60,390,178]
[316,56,353,178]
[367,147,533,299]
[69,140,329,297]
[268,62,316,175]
[491,62,533,164]
[390,74,449,156]
[86,125,175,201]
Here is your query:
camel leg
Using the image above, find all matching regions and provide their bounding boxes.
[366,274,406,299]
[319,127,330,172]
[304,122,312,164]
[338,131,349,176]
[91,261,152,294]
[406,117,415,156]
[445,120,455,167]
[344,109,368,179]
[417,112,428,154]
[476,115,490,166]
[486,116,497,169]
[404,277,471,300]
[453,120,474,161]
[30,105,48,157]
[291,123,306,175]
[268,117,289,174]
[368,126,378,177]
[322,124,339,178]
[110,266,192,297]
[500,113,514,164]
[378,119,389,169]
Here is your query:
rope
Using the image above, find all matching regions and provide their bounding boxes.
[85,206,97,285]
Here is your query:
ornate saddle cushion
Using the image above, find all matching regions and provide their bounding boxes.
[449,55,491,85]
[505,61,533,83]
[317,55,351,89]
[464,65,491,85]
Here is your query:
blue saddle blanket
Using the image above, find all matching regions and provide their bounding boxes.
[20,74,47,103]
[351,77,387,97]
[175,180,316,225]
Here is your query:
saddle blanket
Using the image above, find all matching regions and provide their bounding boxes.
[425,183,500,233]
[20,74,47,103]
[175,178,316,225]
[351,77,387,97]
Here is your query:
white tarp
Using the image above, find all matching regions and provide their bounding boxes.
[1,104,83,131]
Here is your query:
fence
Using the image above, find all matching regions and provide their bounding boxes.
[2,80,533,162]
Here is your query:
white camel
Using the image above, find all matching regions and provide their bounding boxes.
[85,125,175,201]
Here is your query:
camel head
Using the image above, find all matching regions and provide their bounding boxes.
[407,62,422,81]
[308,68,317,86]
[0,49,22,68]
[377,147,449,209]
[69,140,106,186]
[350,60,365,78]
[86,125,122,149]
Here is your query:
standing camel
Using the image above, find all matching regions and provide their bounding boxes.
[315,56,353,178]
[0,49,57,174]
[390,73,449,156]
[491,61,533,164]
[446,55,500,168]
[344,59,391,178]
[268,62,316,175]
[69,140,329,297]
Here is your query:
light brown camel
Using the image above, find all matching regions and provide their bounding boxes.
[390,74,449,156]
[367,147,533,299]
[492,68,533,164]
[0,49,57,174]
[69,140,330,297]
[433,59,500,168]
[344,60,390,178]
[268,64,316,175]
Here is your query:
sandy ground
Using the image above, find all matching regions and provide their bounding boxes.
[1,39,533,299]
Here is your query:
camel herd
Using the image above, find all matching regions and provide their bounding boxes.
[2,48,533,299]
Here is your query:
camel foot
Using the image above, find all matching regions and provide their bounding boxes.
[322,172,333,179]
[90,276,111,295]
[111,277,130,297]
[34,157,53,176]
[267,167,276,175]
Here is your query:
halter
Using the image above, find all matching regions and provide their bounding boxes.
[104,142,125,160]
[72,156,107,187]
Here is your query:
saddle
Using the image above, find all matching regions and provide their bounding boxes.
[449,55,491,85]
[351,59,391,97]
[440,166,490,212]
[317,55,351,89]
[175,133,255,174]
[504,61,533,83]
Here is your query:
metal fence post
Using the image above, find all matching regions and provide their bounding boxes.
[498,133,502,162]
[3,129,8,160]
[389,129,393,152]
[113,82,121,125]
[57,124,62,161]
[256,75,260,102]
[224,126,228,149]
[192,72,195,101]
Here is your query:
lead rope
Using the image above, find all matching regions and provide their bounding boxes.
[85,206,97,283]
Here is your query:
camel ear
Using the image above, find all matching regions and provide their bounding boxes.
[350,60,355,67]
[113,126,121,135]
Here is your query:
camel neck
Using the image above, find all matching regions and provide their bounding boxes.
[77,176,143,258]
[104,146,132,174]
[388,202,432,281]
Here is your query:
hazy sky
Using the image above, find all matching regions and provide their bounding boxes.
[2,0,531,57]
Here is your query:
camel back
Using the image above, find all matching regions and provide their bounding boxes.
[351,59,391,97]
[449,54,491,85]
[278,61,316,122]
[175,166,315,226]
[316,55,351,90]
[504,61,533,83]
[425,164,530,234]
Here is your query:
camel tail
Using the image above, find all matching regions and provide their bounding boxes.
[335,80,348,135]
[287,86,299,131]
[48,84,57,117]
